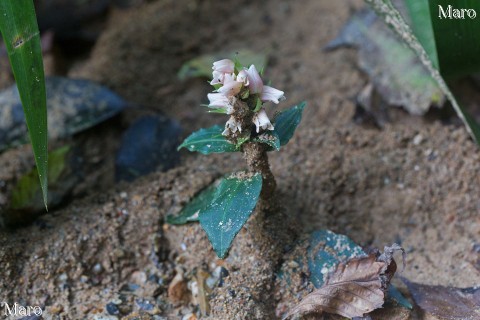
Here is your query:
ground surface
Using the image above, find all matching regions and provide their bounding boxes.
[0,0,479,319]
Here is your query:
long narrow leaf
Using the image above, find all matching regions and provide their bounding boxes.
[404,0,438,68]
[430,0,480,78]
[0,0,48,208]
[366,0,480,144]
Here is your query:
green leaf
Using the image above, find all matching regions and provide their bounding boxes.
[306,230,367,288]
[387,285,413,309]
[178,50,268,80]
[430,0,480,78]
[11,145,69,210]
[178,125,238,154]
[273,101,306,146]
[199,173,262,258]
[404,0,438,69]
[0,0,48,209]
[207,108,228,114]
[235,134,250,149]
[253,97,263,112]
[253,131,281,151]
[166,182,219,225]
[366,0,480,144]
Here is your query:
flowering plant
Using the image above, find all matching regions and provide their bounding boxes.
[172,57,306,258]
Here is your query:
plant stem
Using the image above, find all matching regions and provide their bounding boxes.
[242,141,276,200]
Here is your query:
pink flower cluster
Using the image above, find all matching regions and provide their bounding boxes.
[207,59,285,136]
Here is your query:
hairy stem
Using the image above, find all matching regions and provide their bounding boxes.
[242,142,276,200]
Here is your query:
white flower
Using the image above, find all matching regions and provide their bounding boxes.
[218,73,242,97]
[245,64,263,94]
[252,108,274,133]
[207,93,235,114]
[236,69,249,86]
[223,116,242,135]
[210,71,226,85]
[210,59,235,85]
[212,59,235,73]
[245,64,285,103]
[261,85,285,104]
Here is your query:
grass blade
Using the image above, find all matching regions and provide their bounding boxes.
[404,0,438,68]
[430,0,480,78]
[0,0,48,209]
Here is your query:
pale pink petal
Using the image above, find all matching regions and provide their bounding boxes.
[212,59,235,74]
[210,71,225,85]
[207,93,229,107]
[218,73,242,97]
[246,65,263,94]
[261,85,285,104]
[237,70,249,86]
[223,116,242,136]
[252,108,274,133]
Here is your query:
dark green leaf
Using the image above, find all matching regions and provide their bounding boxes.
[306,230,366,287]
[404,0,438,69]
[0,0,48,208]
[178,125,238,154]
[178,50,268,80]
[199,172,262,258]
[430,0,480,78]
[273,101,306,146]
[387,285,413,309]
[253,131,281,151]
[366,0,480,144]
[166,182,219,225]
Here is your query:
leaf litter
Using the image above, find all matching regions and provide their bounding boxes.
[403,279,480,320]
[284,244,405,319]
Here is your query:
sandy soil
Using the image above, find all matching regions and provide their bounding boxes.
[0,0,479,319]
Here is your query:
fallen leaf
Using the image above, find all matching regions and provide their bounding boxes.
[284,245,403,319]
[403,279,480,320]
[326,9,444,116]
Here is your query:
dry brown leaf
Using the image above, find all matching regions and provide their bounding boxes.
[284,244,403,319]
[403,279,480,320]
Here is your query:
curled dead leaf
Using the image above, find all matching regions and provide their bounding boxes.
[284,244,404,319]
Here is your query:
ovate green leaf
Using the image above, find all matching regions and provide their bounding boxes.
[199,173,262,258]
[273,101,306,146]
[0,0,48,208]
[166,182,219,225]
[178,125,238,154]
[253,131,281,151]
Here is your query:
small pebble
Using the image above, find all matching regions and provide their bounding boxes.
[413,134,423,145]
[135,299,154,311]
[106,302,120,315]
[93,263,103,274]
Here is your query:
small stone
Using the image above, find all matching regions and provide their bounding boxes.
[135,298,154,312]
[106,302,120,315]
[115,115,182,182]
[93,263,103,274]
[130,271,147,285]
[48,305,64,314]
[122,311,153,320]
[181,313,197,320]
[168,268,189,304]
[413,134,423,145]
